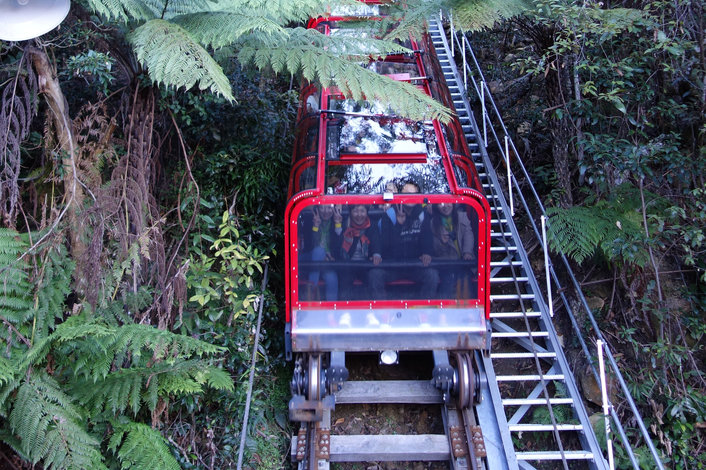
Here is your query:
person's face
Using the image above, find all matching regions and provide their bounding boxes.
[439,203,453,216]
[319,205,334,220]
[351,205,368,225]
[401,183,419,212]
[401,183,418,195]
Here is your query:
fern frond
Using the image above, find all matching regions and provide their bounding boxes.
[198,365,234,391]
[9,373,105,470]
[109,418,180,470]
[0,228,33,324]
[446,0,531,32]
[173,12,286,49]
[109,324,225,361]
[129,19,234,101]
[240,27,452,122]
[0,356,15,386]
[31,244,73,339]
[85,0,157,22]
[547,186,653,265]
[86,0,216,22]
[73,359,233,415]
[546,206,606,264]
[222,0,354,23]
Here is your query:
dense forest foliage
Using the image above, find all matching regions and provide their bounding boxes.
[471,0,705,466]
[0,0,703,469]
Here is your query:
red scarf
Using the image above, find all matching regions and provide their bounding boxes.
[342,218,371,253]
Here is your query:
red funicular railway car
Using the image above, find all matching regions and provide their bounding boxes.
[285,5,491,420]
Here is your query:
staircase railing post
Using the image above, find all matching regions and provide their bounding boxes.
[541,215,554,317]
[505,135,514,217]
[462,34,467,91]
[597,339,616,470]
[481,81,487,147]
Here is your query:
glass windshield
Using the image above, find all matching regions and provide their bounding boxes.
[329,97,429,155]
[327,162,449,194]
[295,202,479,303]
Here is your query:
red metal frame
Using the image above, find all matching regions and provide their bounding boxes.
[285,11,492,324]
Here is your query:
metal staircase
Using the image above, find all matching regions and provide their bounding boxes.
[428,16,664,470]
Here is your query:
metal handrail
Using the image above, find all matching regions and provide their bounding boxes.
[438,12,665,470]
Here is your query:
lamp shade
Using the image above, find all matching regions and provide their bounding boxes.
[0,0,70,41]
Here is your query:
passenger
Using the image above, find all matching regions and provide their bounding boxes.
[378,181,398,231]
[370,182,439,300]
[431,203,475,298]
[302,205,343,300]
[339,204,382,300]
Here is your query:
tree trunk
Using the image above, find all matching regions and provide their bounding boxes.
[545,55,574,208]
[28,47,85,259]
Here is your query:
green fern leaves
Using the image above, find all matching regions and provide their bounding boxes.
[109,418,180,470]
[0,228,234,470]
[446,0,532,32]
[86,0,458,119]
[239,27,452,121]
[546,205,611,264]
[10,373,107,470]
[546,185,651,265]
[130,19,235,101]
[0,228,33,324]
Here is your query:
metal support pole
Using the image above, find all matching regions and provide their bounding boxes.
[505,135,514,217]
[598,340,615,470]
[449,13,454,57]
[541,216,554,317]
[481,81,487,147]
[462,34,467,91]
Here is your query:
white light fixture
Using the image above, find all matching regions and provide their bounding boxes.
[0,0,70,41]
[380,350,398,365]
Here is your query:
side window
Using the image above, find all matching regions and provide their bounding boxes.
[294,117,319,163]
[452,155,472,189]
[289,158,317,197]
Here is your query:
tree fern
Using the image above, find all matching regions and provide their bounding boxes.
[446,0,531,32]
[0,228,33,324]
[108,418,180,470]
[87,0,216,22]
[130,19,235,100]
[240,27,452,121]
[379,0,531,42]
[173,11,287,48]
[86,0,455,120]
[9,372,106,469]
[73,358,232,415]
[547,184,655,265]
[31,244,74,340]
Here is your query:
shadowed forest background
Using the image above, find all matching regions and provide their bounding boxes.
[0,0,703,468]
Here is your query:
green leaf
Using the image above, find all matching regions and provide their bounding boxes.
[130,19,234,101]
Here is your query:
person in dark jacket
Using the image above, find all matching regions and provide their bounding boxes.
[301,205,343,300]
[369,182,439,300]
[339,204,382,300]
[431,203,476,298]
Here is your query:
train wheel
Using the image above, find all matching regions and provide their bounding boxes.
[454,352,474,409]
[307,354,323,401]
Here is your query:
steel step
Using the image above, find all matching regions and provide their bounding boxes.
[516,451,595,461]
[508,424,584,432]
[502,398,575,406]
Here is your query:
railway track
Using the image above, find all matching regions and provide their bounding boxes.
[291,352,489,469]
